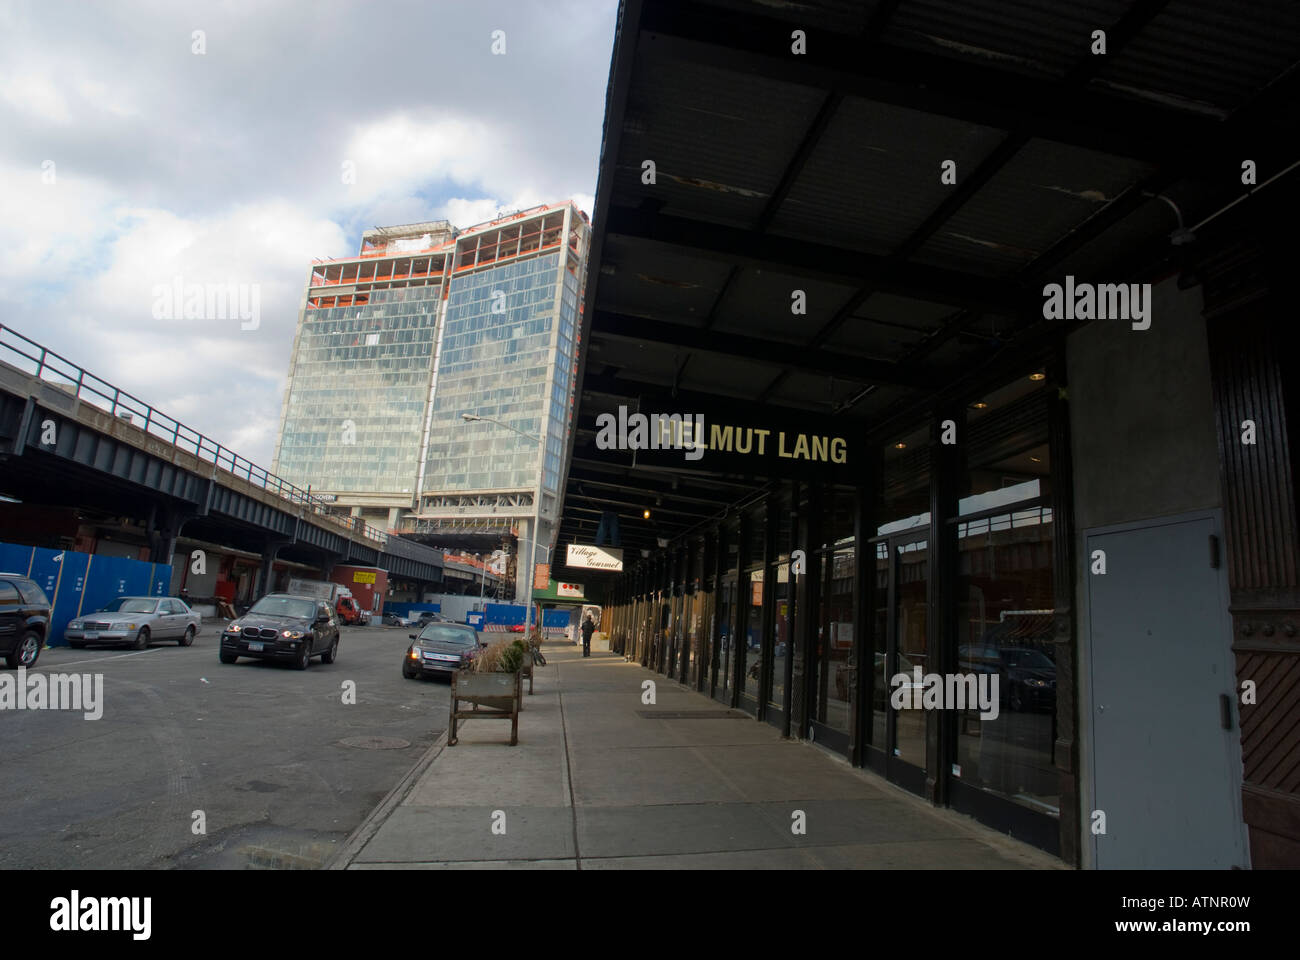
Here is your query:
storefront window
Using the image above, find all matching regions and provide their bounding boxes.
[813,488,856,737]
[743,567,764,700]
[955,378,1056,817]
[814,546,854,734]
[894,538,929,764]
[954,503,1056,816]
[719,573,736,700]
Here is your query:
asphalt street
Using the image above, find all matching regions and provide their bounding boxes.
[0,624,449,869]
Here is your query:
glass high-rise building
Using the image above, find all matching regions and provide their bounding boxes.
[272,203,590,593]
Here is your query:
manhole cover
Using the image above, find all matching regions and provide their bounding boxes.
[636,710,748,720]
[338,736,411,750]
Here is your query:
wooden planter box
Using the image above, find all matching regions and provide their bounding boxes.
[449,669,521,746]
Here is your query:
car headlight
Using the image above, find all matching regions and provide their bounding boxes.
[282,630,305,639]
[227,624,241,633]
[69,620,82,629]
[125,623,136,630]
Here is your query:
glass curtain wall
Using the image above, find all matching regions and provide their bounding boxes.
[277,284,442,492]
[425,251,566,493]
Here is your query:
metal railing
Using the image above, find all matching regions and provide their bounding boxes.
[0,324,388,546]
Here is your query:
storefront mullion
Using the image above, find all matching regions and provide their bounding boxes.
[703,525,725,694]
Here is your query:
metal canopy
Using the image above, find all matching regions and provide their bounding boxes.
[557,0,1300,560]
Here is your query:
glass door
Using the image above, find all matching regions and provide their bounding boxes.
[868,533,930,792]
[891,537,929,786]
[715,576,735,703]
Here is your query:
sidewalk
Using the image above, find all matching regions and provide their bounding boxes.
[333,645,1064,870]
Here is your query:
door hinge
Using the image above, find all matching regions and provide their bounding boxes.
[1209,534,1220,569]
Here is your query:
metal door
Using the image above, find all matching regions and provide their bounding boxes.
[1087,513,1247,868]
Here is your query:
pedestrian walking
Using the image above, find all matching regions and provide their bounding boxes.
[581,614,595,657]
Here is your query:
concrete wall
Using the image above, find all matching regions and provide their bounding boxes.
[1067,275,1220,528]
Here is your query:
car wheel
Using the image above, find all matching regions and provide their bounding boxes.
[402,662,417,679]
[179,625,195,647]
[133,627,150,650]
[293,640,311,670]
[219,650,238,664]
[6,631,42,669]
[321,635,338,664]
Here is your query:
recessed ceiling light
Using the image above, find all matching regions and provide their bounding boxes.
[894,442,907,449]
[971,401,989,409]
[1029,372,1046,381]
[643,509,651,519]
[1029,456,1042,463]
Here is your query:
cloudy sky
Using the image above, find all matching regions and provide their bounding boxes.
[0,0,617,466]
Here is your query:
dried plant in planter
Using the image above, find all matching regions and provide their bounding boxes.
[471,638,528,673]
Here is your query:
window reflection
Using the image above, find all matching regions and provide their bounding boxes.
[955,504,1058,817]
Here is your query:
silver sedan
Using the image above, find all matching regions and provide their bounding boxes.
[65,596,202,649]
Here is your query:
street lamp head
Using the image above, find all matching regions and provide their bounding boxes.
[461,413,479,422]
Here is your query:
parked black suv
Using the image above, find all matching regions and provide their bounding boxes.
[0,573,51,668]
[219,593,340,670]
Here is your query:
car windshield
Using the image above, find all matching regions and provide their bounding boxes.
[248,597,317,620]
[100,598,157,614]
[417,625,477,645]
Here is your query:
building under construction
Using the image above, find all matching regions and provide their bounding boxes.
[272,202,591,597]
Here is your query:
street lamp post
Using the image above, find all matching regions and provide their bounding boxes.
[515,538,551,635]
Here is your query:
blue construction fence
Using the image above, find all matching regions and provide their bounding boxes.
[541,608,572,636]
[0,541,173,646]
[483,603,527,632]
[382,602,441,618]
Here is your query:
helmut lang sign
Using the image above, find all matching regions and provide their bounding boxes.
[615,394,861,482]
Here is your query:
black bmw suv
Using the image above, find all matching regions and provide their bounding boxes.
[219,593,340,670]
[0,573,51,668]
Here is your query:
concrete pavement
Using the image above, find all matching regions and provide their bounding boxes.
[334,643,1064,870]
